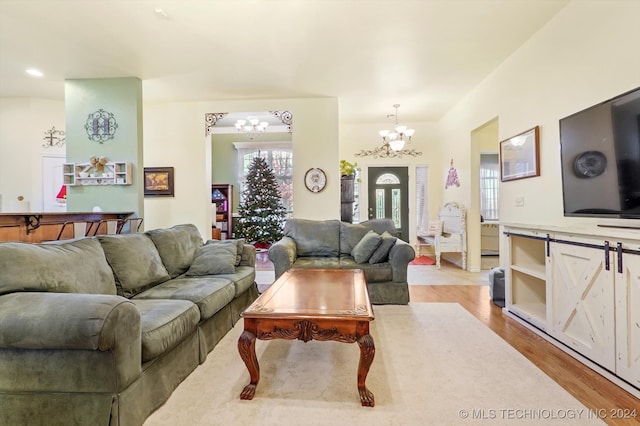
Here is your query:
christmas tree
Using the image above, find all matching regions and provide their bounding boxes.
[235,156,287,244]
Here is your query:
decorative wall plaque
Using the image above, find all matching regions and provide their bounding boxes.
[85,109,118,143]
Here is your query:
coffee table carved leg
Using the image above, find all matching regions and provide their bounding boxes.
[357,333,375,407]
[238,330,259,400]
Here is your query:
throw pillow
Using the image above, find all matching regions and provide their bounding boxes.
[186,242,237,276]
[205,239,244,266]
[351,230,382,264]
[426,220,443,236]
[369,231,397,264]
[98,234,171,298]
[146,224,203,278]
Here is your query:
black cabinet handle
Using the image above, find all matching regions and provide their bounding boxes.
[546,234,550,257]
[604,241,610,271]
[617,242,623,274]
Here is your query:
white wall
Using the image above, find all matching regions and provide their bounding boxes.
[438,0,640,233]
[0,98,65,212]
[143,98,339,238]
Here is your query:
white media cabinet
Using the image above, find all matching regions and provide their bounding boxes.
[502,224,640,398]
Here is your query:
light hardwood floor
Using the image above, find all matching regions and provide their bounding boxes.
[410,274,639,426]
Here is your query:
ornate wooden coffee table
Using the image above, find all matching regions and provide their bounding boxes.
[238,268,375,407]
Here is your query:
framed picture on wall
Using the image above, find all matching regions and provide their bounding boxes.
[143,167,174,197]
[500,126,540,182]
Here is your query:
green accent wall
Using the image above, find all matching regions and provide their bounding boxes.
[211,131,292,212]
[65,78,143,216]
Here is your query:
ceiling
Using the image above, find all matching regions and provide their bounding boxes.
[0,0,570,124]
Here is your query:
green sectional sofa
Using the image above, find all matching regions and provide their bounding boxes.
[0,224,258,426]
[268,218,415,304]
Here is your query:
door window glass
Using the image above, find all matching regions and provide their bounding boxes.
[376,173,400,185]
[375,188,385,218]
[392,188,401,228]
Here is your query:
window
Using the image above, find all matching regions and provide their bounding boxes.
[480,154,499,221]
[234,142,293,215]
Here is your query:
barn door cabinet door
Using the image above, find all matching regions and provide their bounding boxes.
[615,251,640,387]
[549,239,640,386]
[548,242,615,371]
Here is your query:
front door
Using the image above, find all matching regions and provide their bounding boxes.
[367,167,409,241]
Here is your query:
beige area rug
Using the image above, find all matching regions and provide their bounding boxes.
[145,303,602,425]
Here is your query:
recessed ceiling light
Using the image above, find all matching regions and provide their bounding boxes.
[26,68,44,77]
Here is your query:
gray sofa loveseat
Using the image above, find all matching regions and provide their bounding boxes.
[268,218,415,304]
[0,224,258,426]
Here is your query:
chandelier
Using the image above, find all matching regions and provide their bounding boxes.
[235,118,269,140]
[355,104,422,158]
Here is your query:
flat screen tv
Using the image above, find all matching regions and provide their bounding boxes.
[559,87,640,219]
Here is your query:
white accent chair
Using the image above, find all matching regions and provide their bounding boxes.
[416,202,467,269]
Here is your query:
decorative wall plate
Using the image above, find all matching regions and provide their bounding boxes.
[574,151,607,178]
[304,168,327,193]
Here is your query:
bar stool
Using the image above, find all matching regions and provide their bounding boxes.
[117,217,143,234]
[55,221,89,240]
[89,219,119,236]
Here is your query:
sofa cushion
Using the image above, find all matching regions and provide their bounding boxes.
[146,224,203,278]
[98,234,171,298]
[284,219,340,257]
[369,231,397,264]
[214,266,256,297]
[339,222,370,255]
[0,238,116,296]
[351,230,382,263]
[291,257,341,270]
[129,299,200,362]
[133,277,236,321]
[186,242,237,276]
[340,257,393,283]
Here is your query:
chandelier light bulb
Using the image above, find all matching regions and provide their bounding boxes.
[389,139,405,151]
[235,117,270,140]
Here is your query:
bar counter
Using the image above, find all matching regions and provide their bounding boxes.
[0,211,134,243]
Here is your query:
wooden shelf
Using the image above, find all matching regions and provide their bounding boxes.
[510,303,547,331]
[507,234,548,331]
[510,263,546,280]
[212,184,233,239]
[64,162,132,186]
